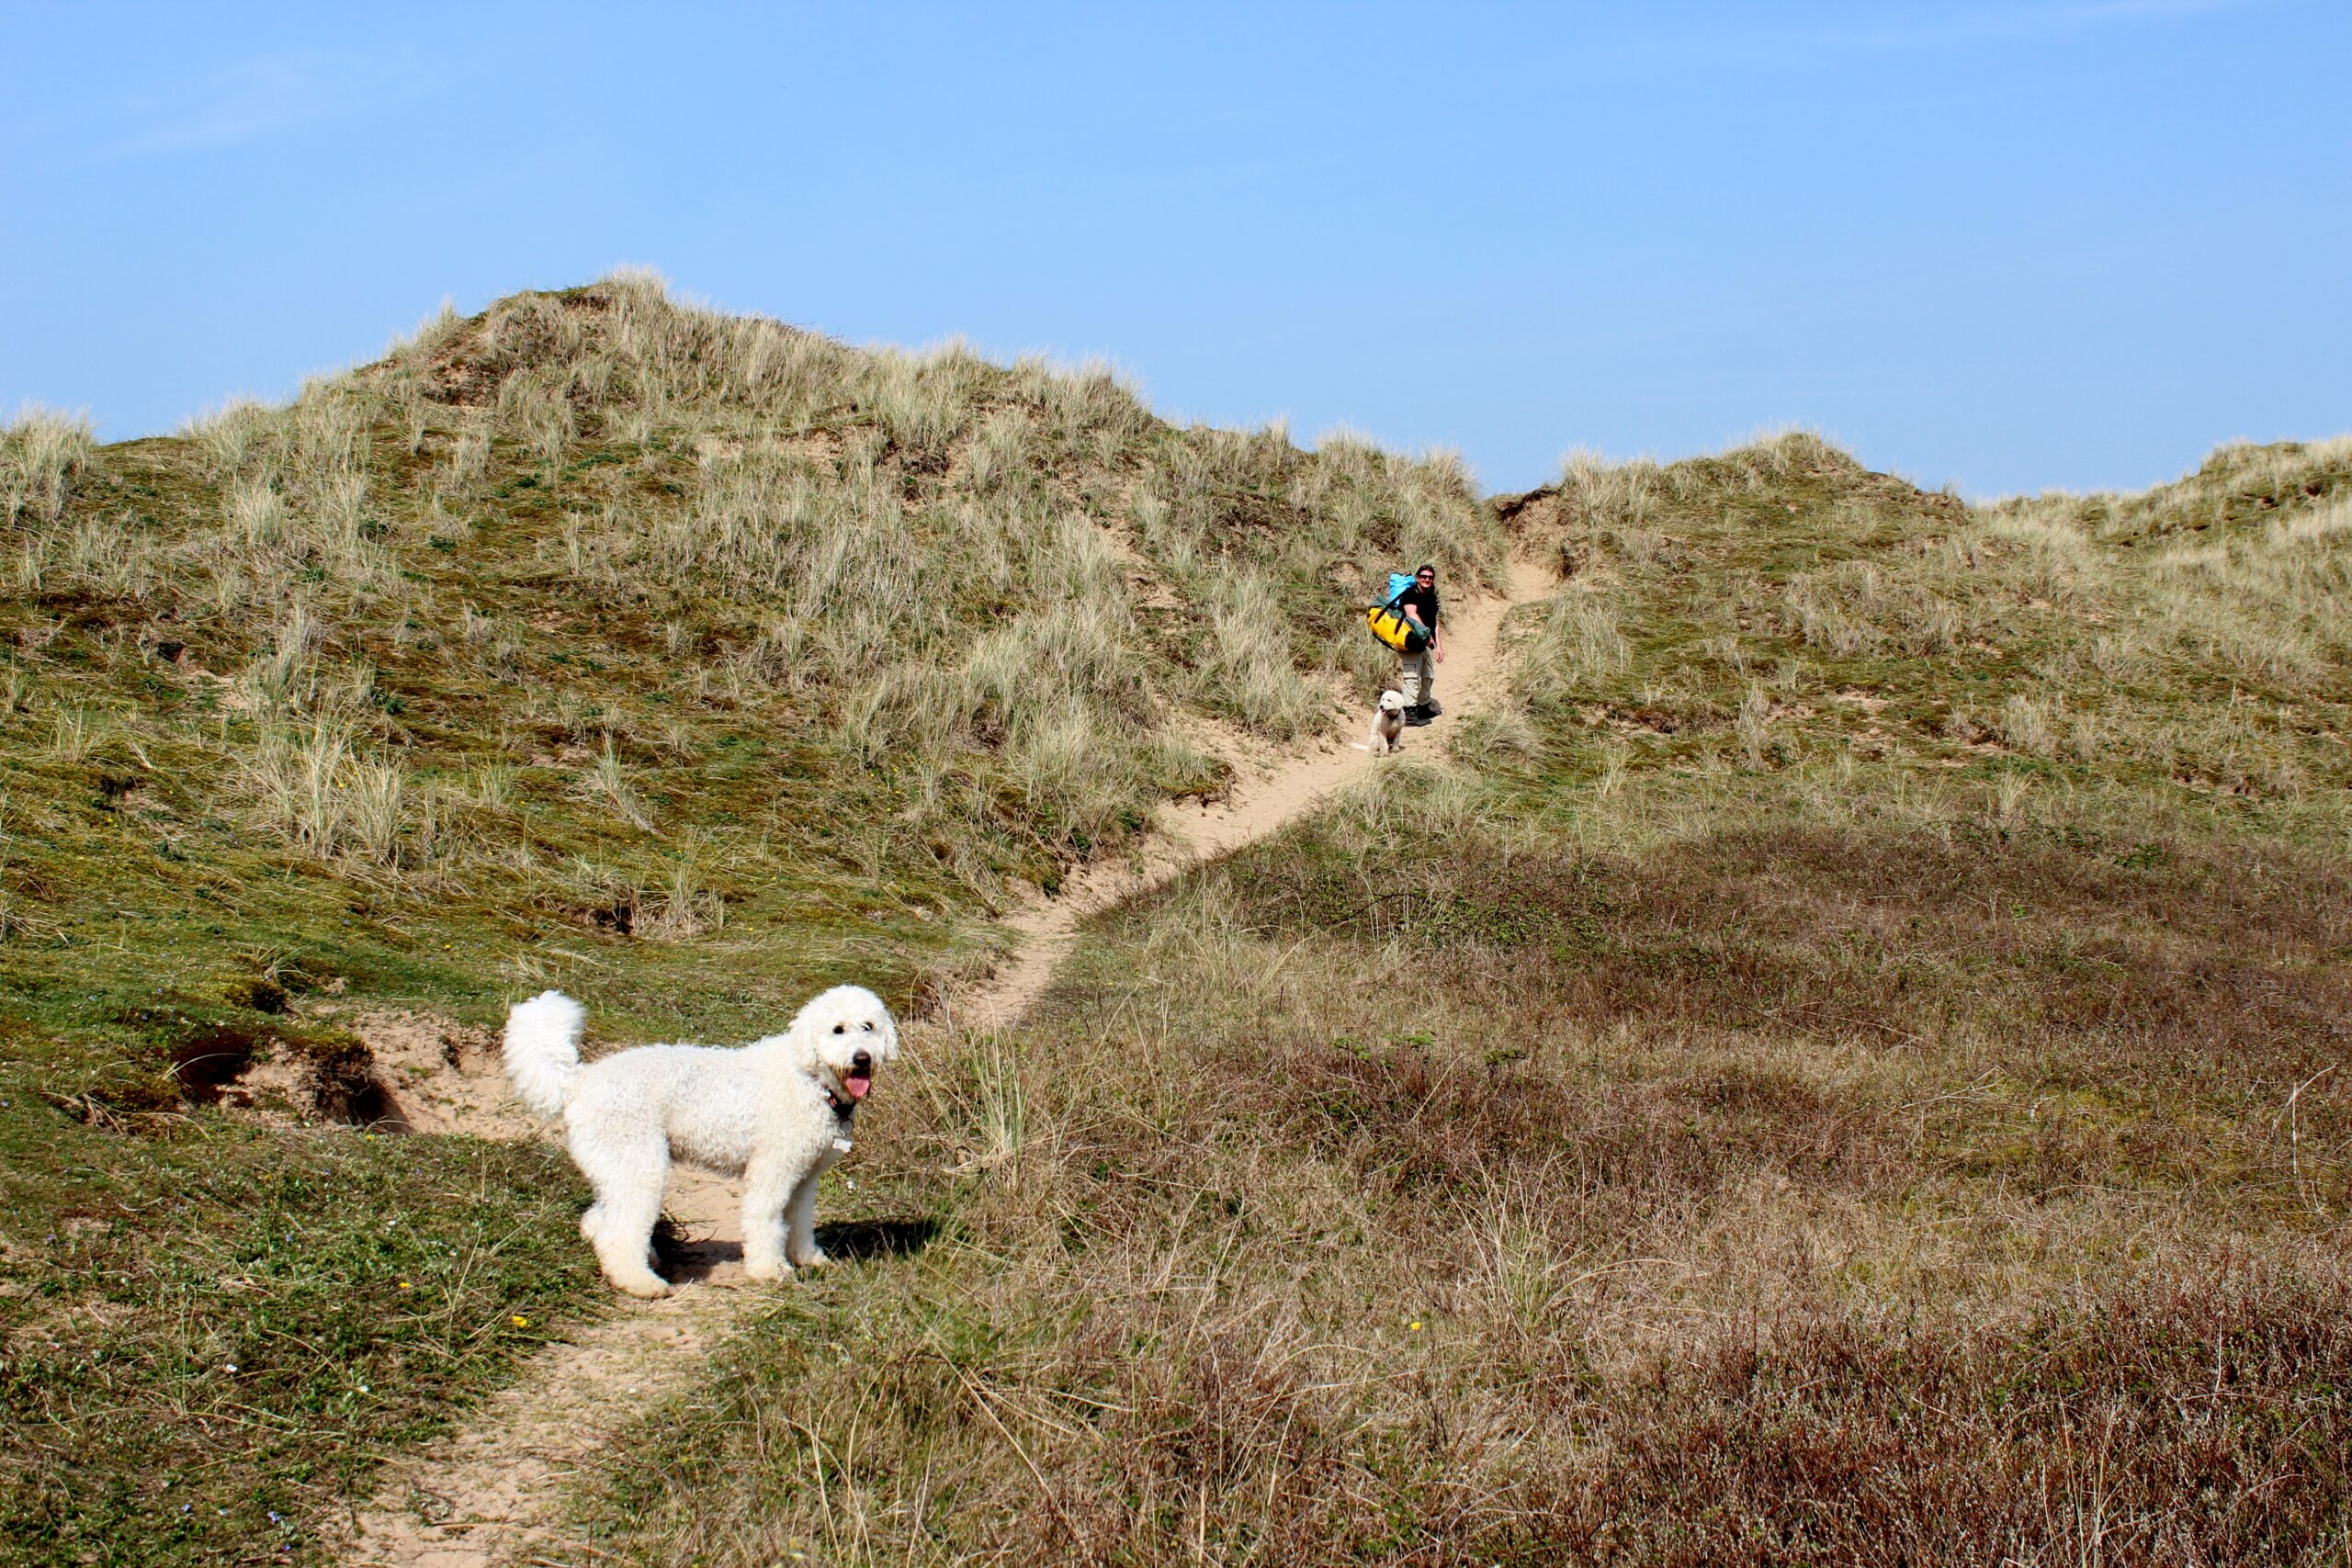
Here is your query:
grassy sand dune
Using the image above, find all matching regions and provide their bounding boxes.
[3,281,2347,1563]
[0,276,1493,1564]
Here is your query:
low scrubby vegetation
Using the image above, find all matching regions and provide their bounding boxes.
[539,434,2352,1564]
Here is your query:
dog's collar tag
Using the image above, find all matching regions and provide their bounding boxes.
[831,1134,854,1154]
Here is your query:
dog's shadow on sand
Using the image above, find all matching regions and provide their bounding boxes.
[649,1216,939,1285]
[814,1217,940,1262]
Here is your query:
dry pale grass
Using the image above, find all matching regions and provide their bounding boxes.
[0,406,95,529]
[4,274,1500,920]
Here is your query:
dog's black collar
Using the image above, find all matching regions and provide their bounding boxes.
[823,1085,857,1121]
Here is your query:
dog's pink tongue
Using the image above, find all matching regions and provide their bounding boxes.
[845,1073,872,1100]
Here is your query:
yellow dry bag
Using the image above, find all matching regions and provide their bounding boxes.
[1367,592,1428,654]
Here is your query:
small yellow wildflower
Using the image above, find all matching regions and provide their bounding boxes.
[511,1314,531,1328]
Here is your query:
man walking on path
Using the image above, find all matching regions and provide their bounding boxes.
[1396,563,1443,724]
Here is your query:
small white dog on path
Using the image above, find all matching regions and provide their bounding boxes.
[503,986,899,1298]
[1360,689,1408,755]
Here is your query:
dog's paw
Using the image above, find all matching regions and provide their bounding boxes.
[608,1269,673,1300]
[788,1248,831,1270]
[742,1257,795,1283]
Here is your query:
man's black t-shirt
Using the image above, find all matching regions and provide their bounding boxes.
[1396,582,1440,636]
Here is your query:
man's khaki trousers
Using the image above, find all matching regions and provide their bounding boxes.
[1399,648,1435,707]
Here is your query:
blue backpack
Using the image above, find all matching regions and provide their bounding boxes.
[1367,571,1431,654]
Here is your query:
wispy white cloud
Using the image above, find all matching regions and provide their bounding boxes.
[107,51,344,158]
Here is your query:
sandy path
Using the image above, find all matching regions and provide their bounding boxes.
[335,557,1552,1566]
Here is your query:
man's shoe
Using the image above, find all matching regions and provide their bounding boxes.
[1423,699,1442,716]
[1404,705,1434,727]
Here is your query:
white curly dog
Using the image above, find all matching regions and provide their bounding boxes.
[1364,688,1408,755]
[503,986,899,1297]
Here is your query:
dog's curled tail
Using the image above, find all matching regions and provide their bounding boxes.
[503,989,584,1117]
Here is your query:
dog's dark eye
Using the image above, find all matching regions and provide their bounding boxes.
[862,1021,873,1031]
[832,1023,845,1034]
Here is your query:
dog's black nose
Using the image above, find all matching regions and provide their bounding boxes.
[852,1049,872,1069]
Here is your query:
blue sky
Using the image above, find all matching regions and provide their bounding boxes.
[3,1,2346,497]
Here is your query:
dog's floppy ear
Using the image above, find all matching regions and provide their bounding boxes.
[779,988,834,1066]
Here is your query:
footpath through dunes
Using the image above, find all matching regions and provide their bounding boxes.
[337,556,1555,1568]
[957,554,1555,1030]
